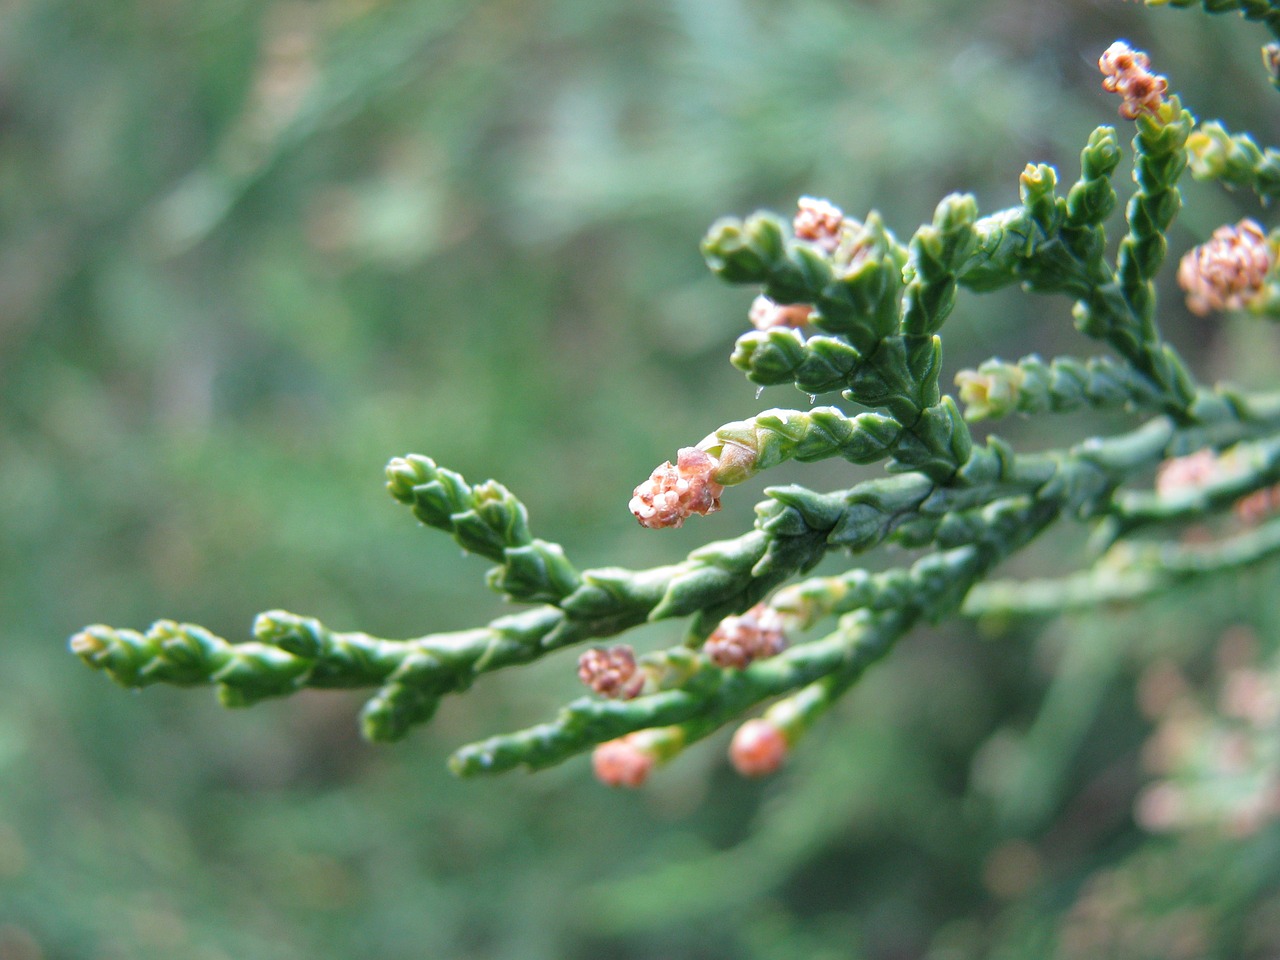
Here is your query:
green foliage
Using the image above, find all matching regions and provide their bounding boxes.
[8,0,1280,958]
[67,13,1280,785]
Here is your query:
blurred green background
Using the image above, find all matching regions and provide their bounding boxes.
[4,0,1280,957]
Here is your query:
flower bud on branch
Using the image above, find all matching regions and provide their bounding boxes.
[1177,219,1274,315]
[592,734,655,788]
[578,645,646,699]
[792,197,846,253]
[729,719,790,777]
[749,296,812,331]
[1099,41,1169,120]
[704,604,788,669]
[629,447,725,529]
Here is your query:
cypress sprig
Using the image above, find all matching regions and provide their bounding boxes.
[1066,105,1201,409]
[451,497,1058,776]
[964,515,1280,617]
[1185,121,1280,200]
[954,138,1117,298]
[1109,431,1280,531]
[1117,101,1192,336]
[73,385,1280,743]
[955,354,1166,421]
[74,400,1266,737]
[70,32,1280,784]
[700,397,970,485]
[771,496,1051,629]
[701,211,907,354]
[71,621,315,707]
[386,454,580,604]
[729,330,946,417]
[900,193,980,338]
[449,606,921,776]
[729,327,860,396]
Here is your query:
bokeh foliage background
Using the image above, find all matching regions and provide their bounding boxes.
[4,0,1280,957]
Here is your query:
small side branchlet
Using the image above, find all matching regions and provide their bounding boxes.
[955,365,1027,421]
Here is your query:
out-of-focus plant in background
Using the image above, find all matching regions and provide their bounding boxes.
[4,1,1280,957]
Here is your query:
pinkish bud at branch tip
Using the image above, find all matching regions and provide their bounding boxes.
[1155,449,1220,497]
[793,197,845,253]
[705,604,788,669]
[577,645,645,699]
[592,734,655,788]
[730,718,790,778]
[1177,220,1273,316]
[629,447,724,529]
[1098,40,1168,120]
[749,295,812,331]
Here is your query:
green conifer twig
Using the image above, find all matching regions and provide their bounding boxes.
[963,516,1280,617]
[69,34,1280,783]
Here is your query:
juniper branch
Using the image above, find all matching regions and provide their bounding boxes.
[69,32,1280,785]
[1108,431,1280,532]
[963,516,1280,617]
[451,497,1060,775]
[955,353,1166,421]
[1185,120,1280,201]
[385,454,581,604]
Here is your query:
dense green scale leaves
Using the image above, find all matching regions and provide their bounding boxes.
[1186,120,1280,199]
[386,454,581,604]
[69,25,1280,806]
